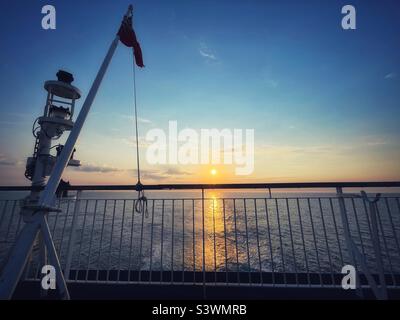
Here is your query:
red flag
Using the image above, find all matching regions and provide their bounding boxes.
[118,15,144,68]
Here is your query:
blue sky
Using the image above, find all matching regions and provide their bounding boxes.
[0,0,399,185]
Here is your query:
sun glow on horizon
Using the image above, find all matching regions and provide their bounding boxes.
[210,168,217,176]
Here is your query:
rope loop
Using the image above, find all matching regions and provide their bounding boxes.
[135,189,148,217]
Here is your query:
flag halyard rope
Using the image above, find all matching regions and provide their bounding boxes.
[132,33,147,217]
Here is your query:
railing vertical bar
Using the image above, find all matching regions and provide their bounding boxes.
[201,189,206,295]
[64,196,79,281]
[374,203,396,286]
[117,200,126,282]
[96,200,107,282]
[222,199,228,285]
[296,198,310,286]
[192,199,196,284]
[212,198,217,285]
[318,198,335,285]
[264,198,275,286]
[51,200,62,235]
[23,203,41,280]
[57,199,71,259]
[285,198,298,286]
[160,199,165,284]
[148,200,155,283]
[396,198,400,233]
[365,198,388,298]
[4,201,17,246]
[3,201,18,273]
[393,198,400,286]
[171,200,175,284]
[0,200,9,230]
[328,198,344,267]
[127,200,135,282]
[275,198,286,286]
[243,199,252,285]
[361,198,373,242]
[13,207,23,244]
[182,199,185,283]
[351,198,367,257]
[307,198,323,287]
[254,199,263,285]
[106,200,117,282]
[384,198,400,256]
[233,199,240,285]
[23,216,36,279]
[74,199,89,281]
[138,198,145,283]
[85,199,98,281]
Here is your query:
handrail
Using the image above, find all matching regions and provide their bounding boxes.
[0,181,400,192]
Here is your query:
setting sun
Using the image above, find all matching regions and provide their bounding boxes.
[210,168,217,176]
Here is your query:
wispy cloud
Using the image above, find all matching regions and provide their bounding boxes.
[73,166,193,180]
[199,49,217,60]
[119,136,151,148]
[138,117,152,124]
[258,144,343,157]
[257,137,393,158]
[384,72,397,80]
[73,163,121,173]
[199,42,217,61]
[119,114,153,125]
[70,165,173,182]
[163,167,192,176]
[363,136,389,146]
[130,167,192,180]
[133,169,166,181]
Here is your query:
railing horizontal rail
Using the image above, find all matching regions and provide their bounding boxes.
[1,181,400,192]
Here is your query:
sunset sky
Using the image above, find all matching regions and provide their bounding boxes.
[0,0,399,185]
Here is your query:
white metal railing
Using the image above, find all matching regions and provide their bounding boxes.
[0,187,399,295]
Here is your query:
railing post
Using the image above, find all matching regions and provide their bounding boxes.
[201,188,206,299]
[337,187,389,299]
[64,191,82,280]
[336,187,363,298]
[361,191,388,300]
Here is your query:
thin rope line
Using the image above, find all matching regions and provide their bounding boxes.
[133,53,141,183]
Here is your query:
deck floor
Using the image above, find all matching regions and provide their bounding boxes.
[13,270,400,300]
